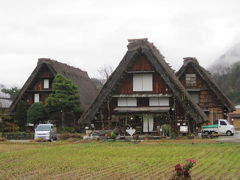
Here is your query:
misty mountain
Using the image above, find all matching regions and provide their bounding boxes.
[0,84,5,90]
[209,42,240,74]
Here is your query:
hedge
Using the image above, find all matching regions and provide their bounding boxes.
[2,132,34,140]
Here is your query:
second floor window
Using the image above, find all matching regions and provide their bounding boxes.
[44,79,49,89]
[186,74,196,87]
[133,74,152,91]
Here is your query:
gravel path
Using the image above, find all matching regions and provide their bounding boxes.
[217,131,240,143]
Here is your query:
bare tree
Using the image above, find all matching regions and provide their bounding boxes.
[98,65,114,84]
[97,65,114,129]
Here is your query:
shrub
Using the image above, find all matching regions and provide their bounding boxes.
[162,124,177,138]
[59,127,76,133]
[2,132,34,140]
[162,124,171,137]
[27,102,48,125]
[109,131,117,139]
[58,133,82,140]
[15,101,27,131]
[0,137,7,141]
[3,122,19,132]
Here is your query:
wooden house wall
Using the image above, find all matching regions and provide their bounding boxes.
[179,66,225,123]
[179,67,203,89]
[175,101,185,120]
[129,56,153,71]
[41,93,50,103]
[206,107,224,124]
[179,66,223,107]
[22,66,54,106]
[93,55,188,130]
[117,56,171,94]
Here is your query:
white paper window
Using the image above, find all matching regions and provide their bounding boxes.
[186,74,196,87]
[44,79,49,89]
[117,98,137,107]
[34,93,40,103]
[149,97,169,106]
[133,74,152,91]
[149,97,159,106]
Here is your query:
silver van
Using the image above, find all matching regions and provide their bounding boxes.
[34,124,57,141]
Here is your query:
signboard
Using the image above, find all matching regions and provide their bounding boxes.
[126,127,136,136]
[180,126,188,133]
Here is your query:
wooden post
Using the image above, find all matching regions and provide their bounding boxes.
[107,100,111,129]
[61,109,65,128]
[100,109,105,130]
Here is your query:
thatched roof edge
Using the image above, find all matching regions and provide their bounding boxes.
[176,58,235,112]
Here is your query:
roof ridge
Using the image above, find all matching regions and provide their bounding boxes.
[127,39,175,73]
[38,58,88,75]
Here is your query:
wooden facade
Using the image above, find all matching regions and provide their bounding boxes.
[177,57,235,124]
[22,64,54,106]
[94,56,180,133]
[228,106,240,128]
[80,39,208,134]
[10,58,99,126]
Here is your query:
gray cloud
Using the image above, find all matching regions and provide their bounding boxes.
[1,0,240,87]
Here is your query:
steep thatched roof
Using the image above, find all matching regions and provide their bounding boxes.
[80,39,208,124]
[10,58,98,112]
[176,57,235,112]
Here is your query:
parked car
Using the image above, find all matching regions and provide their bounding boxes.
[202,119,235,136]
[34,124,57,141]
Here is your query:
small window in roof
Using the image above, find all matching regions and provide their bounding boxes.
[44,79,49,89]
[186,74,196,87]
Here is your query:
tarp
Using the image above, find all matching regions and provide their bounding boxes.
[114,107,170,113]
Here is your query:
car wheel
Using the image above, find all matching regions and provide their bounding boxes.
[226,131,232,136]
[203,131,209,135]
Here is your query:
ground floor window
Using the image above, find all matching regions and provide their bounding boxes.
[116,113,171,133]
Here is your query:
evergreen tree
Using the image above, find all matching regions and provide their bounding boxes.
[1,86,20,99]
[46,74,81,128]
[15,101,27,131]
[27,102,48,125]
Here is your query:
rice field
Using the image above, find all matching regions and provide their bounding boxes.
[0,140,240,180]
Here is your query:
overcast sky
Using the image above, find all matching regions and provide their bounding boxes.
[1,0,240,87]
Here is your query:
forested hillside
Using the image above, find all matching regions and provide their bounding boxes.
[212,61,240,105]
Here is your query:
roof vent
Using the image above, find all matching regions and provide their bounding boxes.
[183,57,199,65]
[128,38,148,43]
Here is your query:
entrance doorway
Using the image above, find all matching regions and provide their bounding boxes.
[143,115,154,132]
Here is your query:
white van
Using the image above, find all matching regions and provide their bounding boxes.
[34,124,57,141]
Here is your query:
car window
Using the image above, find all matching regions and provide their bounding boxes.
[36,125,51,131]
[220,121,227,126]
